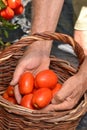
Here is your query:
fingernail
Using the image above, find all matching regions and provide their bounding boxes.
[10,80,15,85]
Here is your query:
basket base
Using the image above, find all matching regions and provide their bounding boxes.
[0,106,81,130]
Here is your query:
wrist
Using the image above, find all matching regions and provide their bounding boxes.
[77,56,87,81]
[27,41,52,56]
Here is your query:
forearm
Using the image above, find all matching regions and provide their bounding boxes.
[31,0,64,33]
[77,56,87,90]
[29,0,64,54]
[73,5,87,55]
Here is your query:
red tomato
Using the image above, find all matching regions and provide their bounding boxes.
[2,92,9,100]
[32,88,52,109]
[7,0,21,9]
[32,88,38,94]
[19,72,34,95]
[14,4,24,15]
[0,6,14,20]
[20,93,34,109]
[6,85,14,97]
[7,97,17,104]
[35,69,58,89]
[52,83,62,96]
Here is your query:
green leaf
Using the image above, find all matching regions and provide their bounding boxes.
[0,0,6,10]
[0,38,4,46]
[0,16,20,30]
[5,42,11,47]
[3,30,8,38]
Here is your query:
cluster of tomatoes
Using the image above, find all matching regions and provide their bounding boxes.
[3,69,62,110]
[2,85,17,104]
[0,0,24,20]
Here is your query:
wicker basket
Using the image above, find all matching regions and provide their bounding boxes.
[0,32,87,130]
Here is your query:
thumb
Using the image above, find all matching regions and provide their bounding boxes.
[54,81,73,103]
[10,64,25,85]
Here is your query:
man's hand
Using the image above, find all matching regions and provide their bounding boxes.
[39,30,87,112]
[10,41,51,86]
[40,72,87,112]
[10,41,51,104]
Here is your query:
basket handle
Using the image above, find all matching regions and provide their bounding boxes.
[0,31,85,65]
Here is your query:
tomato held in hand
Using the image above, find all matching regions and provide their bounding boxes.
[52,83,62,96]
[19,72,34,95]
[35,69,58,89]
[0,6,14,20]
[14,4,24,15]
[20,93,34,109]
[7,0,21,9]
[32,88,52,109]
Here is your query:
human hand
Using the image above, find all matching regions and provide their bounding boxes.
[40,70,87,112]
[10,41,52,104]
[74,30,87,55]
[10,41,51,86]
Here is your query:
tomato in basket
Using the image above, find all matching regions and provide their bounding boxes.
[7,97,17,104]
[2,85,14,99]
[35,69,58,89]
[6,85,14,97]
[32,88,52,109]
[2,91,9,100]
[20,93,34,109]
[19,72,34,95]
[52,83,62,96]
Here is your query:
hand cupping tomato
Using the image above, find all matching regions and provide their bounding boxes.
[2,70,62,110]
[0,0,24,20]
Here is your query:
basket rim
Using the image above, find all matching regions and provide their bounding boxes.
[0,31,85,65]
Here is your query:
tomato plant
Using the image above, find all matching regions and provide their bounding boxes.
[20,93,34,109]
[35,69,58,89]
[52,83,62,96]
[14,4,24,15]
[0,6,14,20]
[32,88,52,109]
[0,0,7,10]
[19,72,34,95]
[1,0,7,6]
[7,0,21,9]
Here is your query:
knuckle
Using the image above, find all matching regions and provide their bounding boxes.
[54,94,64,102]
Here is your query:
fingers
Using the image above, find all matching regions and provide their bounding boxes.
[41,96,79,112]
[54,75,81,103]
[10,63,25,85]
[14,85,22,104]
[54,81,73,103]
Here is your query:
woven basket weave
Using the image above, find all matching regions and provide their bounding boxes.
[0,32,87,130]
